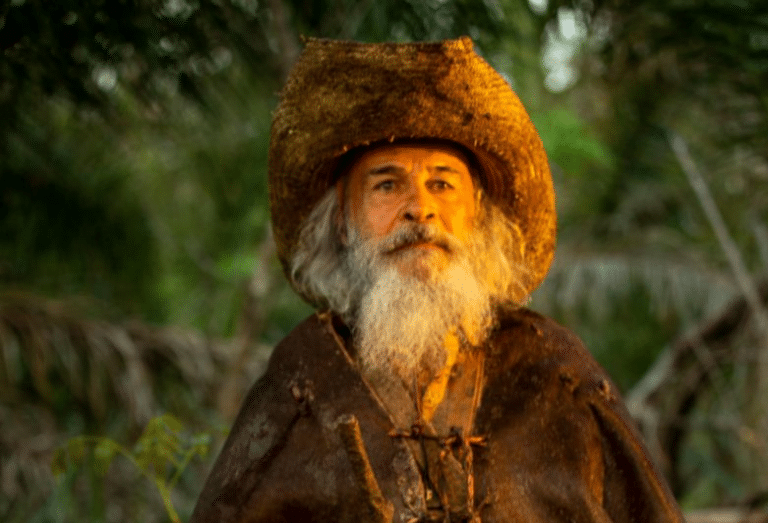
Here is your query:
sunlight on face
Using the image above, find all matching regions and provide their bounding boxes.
[339,142,476,277]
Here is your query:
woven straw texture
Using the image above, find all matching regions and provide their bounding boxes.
[268,36,556,296]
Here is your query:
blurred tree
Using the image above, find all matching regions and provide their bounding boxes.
[532,0,768,509]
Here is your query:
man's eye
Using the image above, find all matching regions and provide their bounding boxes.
[374,180,395,191]
[430,180,453,191]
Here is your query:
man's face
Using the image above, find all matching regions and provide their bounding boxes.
[339,142,476,277]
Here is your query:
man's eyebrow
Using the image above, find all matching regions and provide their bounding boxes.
[367,164,405,175]
[364,164,463,175]
[431,165,462,174]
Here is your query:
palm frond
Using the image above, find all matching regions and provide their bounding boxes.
[535,250,738,324]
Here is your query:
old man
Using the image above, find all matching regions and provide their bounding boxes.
[190,37,684,523]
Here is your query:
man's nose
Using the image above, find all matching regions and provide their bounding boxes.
[401,185,436,222]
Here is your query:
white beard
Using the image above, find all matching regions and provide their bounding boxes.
[347,224,493,395]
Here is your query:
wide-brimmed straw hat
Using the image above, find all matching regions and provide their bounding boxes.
[268,36,555,298]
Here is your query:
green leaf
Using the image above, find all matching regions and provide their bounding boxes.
[51,447,67,476]
[51,436,89,476]
[189,432,211,458]
[134,414,184,476]
[93,438,121,476]
[65,437,88,468]
[158,413,183,435]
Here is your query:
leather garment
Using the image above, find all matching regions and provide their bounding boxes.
[190,308,684,523]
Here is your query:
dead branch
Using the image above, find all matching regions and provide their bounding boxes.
[669,132,768,365]
[627,278,768,493]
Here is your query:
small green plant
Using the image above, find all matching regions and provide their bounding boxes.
[52,414,211,523]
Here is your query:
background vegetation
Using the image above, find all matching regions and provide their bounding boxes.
[2,0,767,521]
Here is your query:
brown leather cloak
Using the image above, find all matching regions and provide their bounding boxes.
[190,308,684,523]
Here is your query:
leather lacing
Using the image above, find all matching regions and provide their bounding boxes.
[390,423,488,523]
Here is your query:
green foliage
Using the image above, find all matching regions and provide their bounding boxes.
[288,0,522,43]
[1,101,162,318]
[0,0,270,119]
[52,414,213,523]
[532,107,614,177]
[1,64,290,335]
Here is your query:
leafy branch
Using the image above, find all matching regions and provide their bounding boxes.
[51,414,212,523]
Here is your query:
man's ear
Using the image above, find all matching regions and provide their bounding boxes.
[335,179,349,246]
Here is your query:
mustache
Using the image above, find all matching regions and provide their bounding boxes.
[376,223,463,255]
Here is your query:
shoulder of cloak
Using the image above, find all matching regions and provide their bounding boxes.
[482,306,632,406]
[190,311,376,522]
[481,307,683,522]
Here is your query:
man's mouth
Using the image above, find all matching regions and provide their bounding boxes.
[388,241,447,254]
